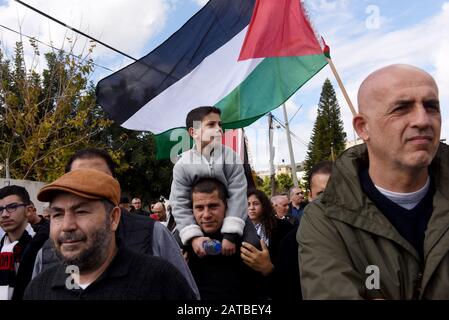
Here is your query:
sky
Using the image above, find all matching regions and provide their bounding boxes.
[1,0,448,172]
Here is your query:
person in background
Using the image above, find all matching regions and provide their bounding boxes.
[308,161,333,201]
[41,206,51,220]
[241,189,293,298]
[0,186,49,300]
[288,187,307,219]
[118,197,131,211]
[271,195,298,226]
[276,161,334,300]
[131,198,150,217]
[151,202,167,224]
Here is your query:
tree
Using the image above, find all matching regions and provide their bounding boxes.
[257,176,277,197]
[0,39,174,204]
[0,40,112,181]
[255,173,295,198]
[277,173,293,194]
[304,78,346,188]
[97,123,174,206]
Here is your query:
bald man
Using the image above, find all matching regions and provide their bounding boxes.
[298,64,449,299]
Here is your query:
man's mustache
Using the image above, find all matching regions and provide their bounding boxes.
[57,232,87,243]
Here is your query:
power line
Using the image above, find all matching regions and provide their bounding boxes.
[0,23,114,72]
[14,0,138,62]
[271,114,309,147]
[289,104,302,123]
[13,0,176,80]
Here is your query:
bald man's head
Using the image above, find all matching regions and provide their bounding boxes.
[357,64,438,116]
[353,63,441,180]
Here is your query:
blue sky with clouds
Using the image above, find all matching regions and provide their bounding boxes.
[1,0,448,171]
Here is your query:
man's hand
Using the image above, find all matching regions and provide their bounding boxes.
[240,239,274,276]
[221,238,236,256]
[191,236,210,257]
[182,250,189,263]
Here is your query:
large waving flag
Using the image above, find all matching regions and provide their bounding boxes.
[96,0,327,160]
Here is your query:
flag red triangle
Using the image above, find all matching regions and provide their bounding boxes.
[238,0,322,61]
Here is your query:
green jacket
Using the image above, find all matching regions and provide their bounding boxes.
[298,143,449,300]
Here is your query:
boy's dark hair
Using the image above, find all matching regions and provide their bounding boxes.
[65,148,115,176]
[308,160,333,188]
[191,178,228,203]
[0,185,31,204]
[185,106,221,129]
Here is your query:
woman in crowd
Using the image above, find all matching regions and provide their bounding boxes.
[241,189,294,299]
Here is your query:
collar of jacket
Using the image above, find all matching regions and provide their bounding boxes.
[320,143,449,265]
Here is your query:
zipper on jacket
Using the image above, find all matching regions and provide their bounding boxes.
[412,272,423,299]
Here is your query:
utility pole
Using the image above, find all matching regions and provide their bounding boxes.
[268,113,276,196]
[282,104,298,187]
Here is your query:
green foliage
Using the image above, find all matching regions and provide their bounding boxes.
[277,173,294,194]
[256,176,276,197]
[0,41,112,181]
[304,79,347,189]
[97,123,174,205]
[255,173,296,198]
[0,40,174,203]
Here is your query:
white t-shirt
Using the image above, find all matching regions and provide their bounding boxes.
[78,283,91,290]
[375,177,430,210]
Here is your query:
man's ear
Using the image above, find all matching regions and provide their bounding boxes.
[353,114,370,141]
[188,127,200,141]
[24,205,34,219]
[188,127,195,138]
[110,207,121,232]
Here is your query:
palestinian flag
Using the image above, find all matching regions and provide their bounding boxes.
[96,0,328,160]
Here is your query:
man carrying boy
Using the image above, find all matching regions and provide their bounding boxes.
[169,106,248,257]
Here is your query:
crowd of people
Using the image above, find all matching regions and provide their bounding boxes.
[1,63,448,300]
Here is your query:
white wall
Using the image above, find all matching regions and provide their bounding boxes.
[0,178,48,214]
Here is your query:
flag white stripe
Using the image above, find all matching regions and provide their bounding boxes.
[122,27,264,134]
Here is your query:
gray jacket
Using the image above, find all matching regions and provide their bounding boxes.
[170,145,248,245]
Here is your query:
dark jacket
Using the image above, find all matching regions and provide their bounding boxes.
[275,224,302,300]
[262,218,295,300]
[133,208,150,217]
[298,143,449,299]
[24,246,196,300]
[34,209,200,299]
[187,219,265,300]
[0,219,49,300]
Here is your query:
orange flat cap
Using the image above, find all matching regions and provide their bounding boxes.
[37,169,120,206]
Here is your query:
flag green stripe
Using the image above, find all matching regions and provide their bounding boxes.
[155,54,327,160]
[217,54,328,125]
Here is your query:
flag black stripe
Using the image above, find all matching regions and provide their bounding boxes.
[96,0,255,125]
